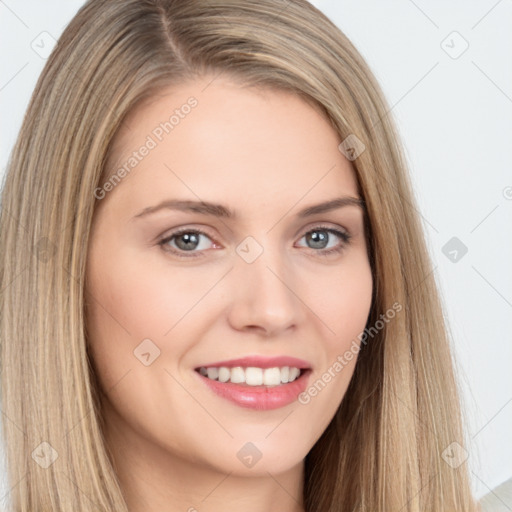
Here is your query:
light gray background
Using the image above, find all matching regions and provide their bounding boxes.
[1,0,511,506]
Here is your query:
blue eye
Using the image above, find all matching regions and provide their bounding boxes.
[158,225,351,258]
[297,226,351,256]
[159,228,213,257]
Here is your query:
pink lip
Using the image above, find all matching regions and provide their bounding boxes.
[195,368,312,411]
[195,355,312,370]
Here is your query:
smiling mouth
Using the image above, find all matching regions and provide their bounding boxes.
[195,366,307,387]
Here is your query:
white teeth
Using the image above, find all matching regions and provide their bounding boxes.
[288,367,300,382]
[207,367,218,380]
[230,366,245,384]
[245,367,263,386]
[218,367,230,383]
[263,367,281,386]
[197,365,304,386]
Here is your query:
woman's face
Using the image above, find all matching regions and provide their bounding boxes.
[85,76,373,478]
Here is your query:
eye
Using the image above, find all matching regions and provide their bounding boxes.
[158,228,217,258]
[296,225,351,256]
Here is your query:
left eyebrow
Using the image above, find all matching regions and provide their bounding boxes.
[296,196,365,217]
[131,195,365,221]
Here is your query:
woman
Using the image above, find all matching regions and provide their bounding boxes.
[0,0,479,510]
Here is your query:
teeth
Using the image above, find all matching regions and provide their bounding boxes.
[218,367,230,383]
[197,366,303,386]
[263,367,281,386]
[245,367,263,386]
[288,367,300,381]
[207,367,218,380]
[230,366,245,384]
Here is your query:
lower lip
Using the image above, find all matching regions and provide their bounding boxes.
[195,370,312,410]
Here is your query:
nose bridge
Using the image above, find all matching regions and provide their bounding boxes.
[227,235,300,334]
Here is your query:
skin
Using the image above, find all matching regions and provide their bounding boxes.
[85,75,373,512]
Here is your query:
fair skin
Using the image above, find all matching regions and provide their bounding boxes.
[85,75,373,512]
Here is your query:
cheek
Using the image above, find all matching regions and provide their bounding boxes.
[87,246,205,339]
[84,248,204,443]
[309,253,373,348]
[84,244,222,386]
[296,254,372,414]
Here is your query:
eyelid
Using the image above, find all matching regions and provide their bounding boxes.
[297,221,350,238]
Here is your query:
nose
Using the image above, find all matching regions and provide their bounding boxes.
[226,244,303,337]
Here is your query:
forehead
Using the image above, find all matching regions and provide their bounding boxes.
[101,77,360,218]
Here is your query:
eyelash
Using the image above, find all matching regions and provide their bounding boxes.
[158,225,352,259]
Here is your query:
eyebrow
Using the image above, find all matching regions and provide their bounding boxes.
[131,196,365,221]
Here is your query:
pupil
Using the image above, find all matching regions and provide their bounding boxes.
[176,232,199,250]
[308,230,328,249]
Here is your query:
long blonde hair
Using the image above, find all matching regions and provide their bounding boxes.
[0,0,479,510]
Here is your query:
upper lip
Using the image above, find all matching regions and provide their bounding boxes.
[195,355,312,370]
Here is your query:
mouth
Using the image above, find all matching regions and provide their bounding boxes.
[193,356,312,410]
